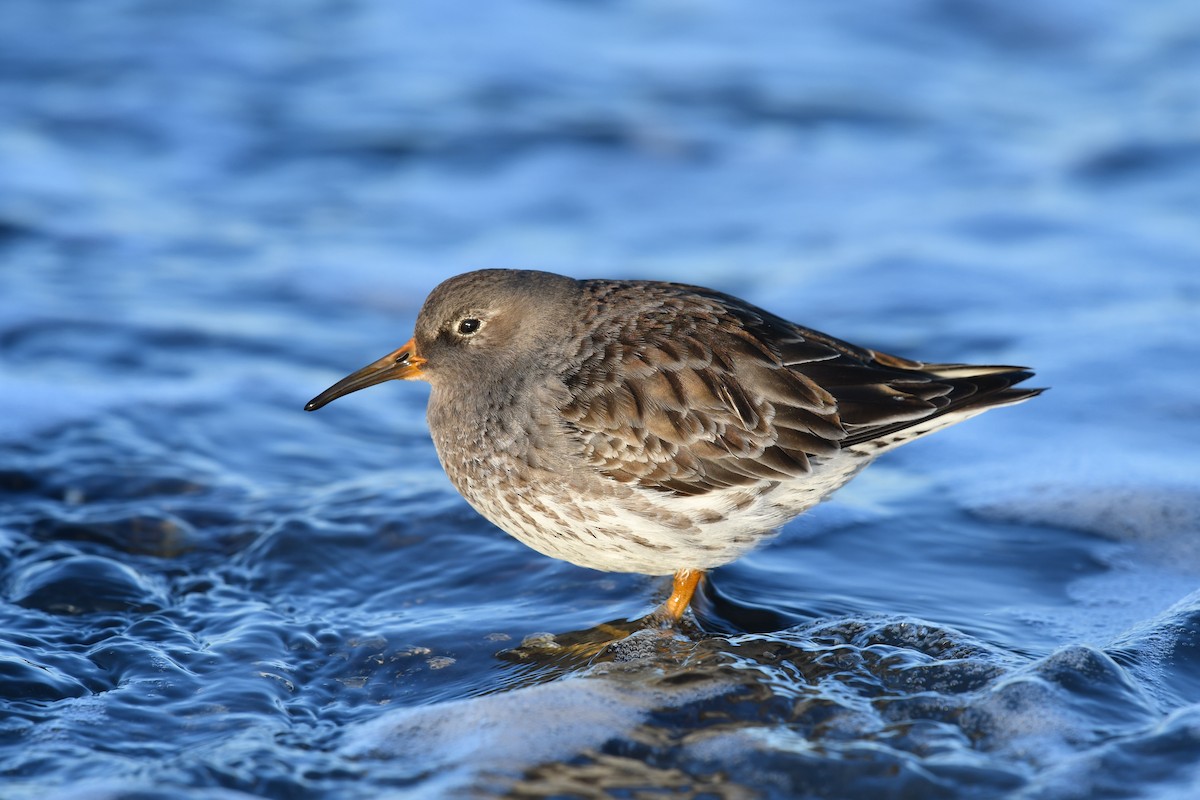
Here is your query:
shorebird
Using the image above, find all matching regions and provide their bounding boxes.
[306,269,1041,621]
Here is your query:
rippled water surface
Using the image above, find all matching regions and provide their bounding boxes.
[3,2,1200,798]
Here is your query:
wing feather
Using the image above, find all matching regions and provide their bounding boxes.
[558,280,1040,495]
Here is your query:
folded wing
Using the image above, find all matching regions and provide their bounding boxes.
[560,282,1040,496]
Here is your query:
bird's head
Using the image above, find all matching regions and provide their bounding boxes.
[304,269,578,411]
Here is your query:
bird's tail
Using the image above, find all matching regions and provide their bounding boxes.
[842,363,1044,452]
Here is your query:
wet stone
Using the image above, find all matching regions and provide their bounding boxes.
[9,555,166,615]
[0,653,89,702]
[31,512,197,558]
[0,468,43,495]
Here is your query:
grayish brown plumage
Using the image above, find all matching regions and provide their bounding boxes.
[306,269,1042,613]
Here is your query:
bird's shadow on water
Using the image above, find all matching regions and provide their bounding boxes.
[691,574,814,634]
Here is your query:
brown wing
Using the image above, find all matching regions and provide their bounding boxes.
[558,280,1039,496]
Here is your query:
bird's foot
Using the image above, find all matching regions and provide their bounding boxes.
[656,568,705,625]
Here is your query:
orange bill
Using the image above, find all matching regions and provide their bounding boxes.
[305,337,426,411]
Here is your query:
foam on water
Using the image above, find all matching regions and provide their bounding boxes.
[343,667,731,794]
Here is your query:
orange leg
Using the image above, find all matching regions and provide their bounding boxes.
[663,569,705,621]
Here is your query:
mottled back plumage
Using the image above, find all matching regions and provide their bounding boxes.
[558,279,1038,498]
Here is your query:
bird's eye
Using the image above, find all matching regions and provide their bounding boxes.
[456,318,482,336]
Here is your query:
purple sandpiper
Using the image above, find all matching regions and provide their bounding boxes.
[306,270,1042,620]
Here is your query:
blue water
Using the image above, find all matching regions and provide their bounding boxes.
[2,2,1200,798]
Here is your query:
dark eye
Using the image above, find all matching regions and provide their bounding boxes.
[456,318,482,336]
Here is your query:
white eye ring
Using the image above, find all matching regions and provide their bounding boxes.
[456,318,482,336]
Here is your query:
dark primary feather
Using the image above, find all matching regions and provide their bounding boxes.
[559,280,1041,496]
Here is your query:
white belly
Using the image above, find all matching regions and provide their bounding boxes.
[446,449,874,575]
